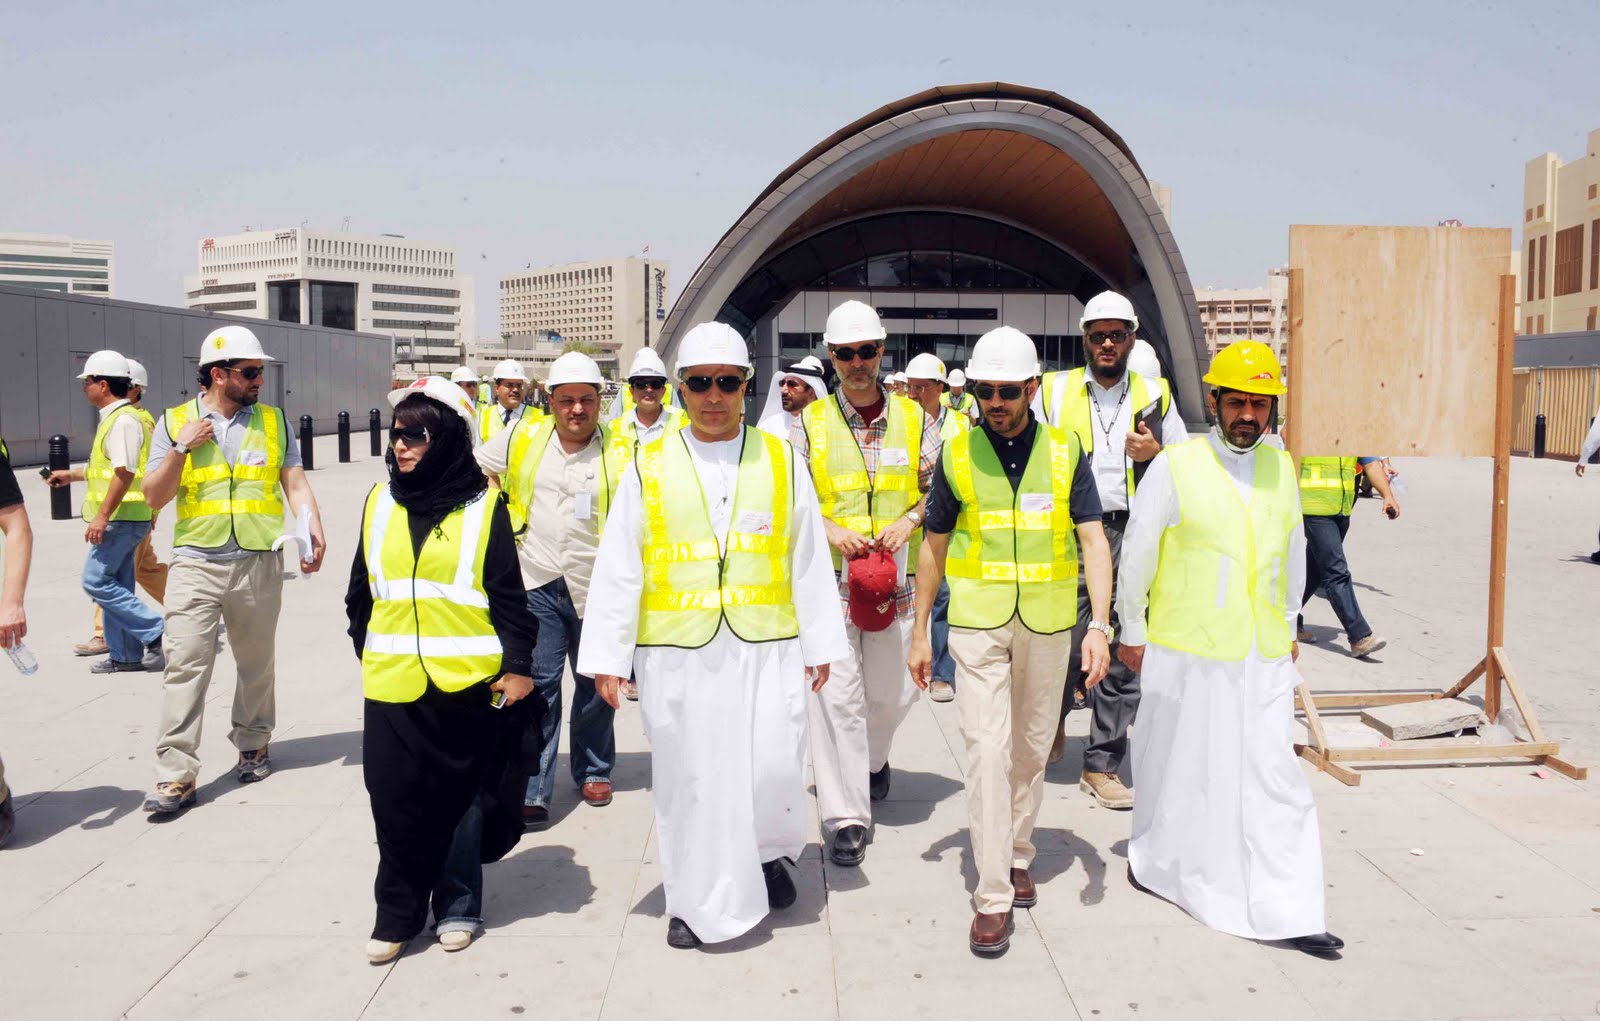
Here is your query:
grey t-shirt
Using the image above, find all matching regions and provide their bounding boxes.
[146,399,301,561]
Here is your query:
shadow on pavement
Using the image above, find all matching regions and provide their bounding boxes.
[6,785,143,848]
[180,728,363,813]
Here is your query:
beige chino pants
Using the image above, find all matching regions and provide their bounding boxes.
[951,615,1071,914]
[154,552,284,784]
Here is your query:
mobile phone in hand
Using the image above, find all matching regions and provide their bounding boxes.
[489,690,507,709]
[38,467,53,481]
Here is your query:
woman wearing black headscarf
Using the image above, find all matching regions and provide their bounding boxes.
[346,378,537,964]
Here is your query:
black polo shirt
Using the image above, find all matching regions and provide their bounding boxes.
[924,413,1101,535]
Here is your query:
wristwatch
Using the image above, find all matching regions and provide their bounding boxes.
[904,509,924,527]
[172,441,190,455]
[1087,620,1116,643]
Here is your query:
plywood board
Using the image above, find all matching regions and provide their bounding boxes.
[1288,225,1511,457]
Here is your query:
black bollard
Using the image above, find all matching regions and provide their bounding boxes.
[369,409,382,457]
[299,414,315,471]
[1533,413,1547,459]
[337,411,351,463]
[48,434,72,521]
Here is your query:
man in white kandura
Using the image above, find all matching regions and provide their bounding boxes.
[755,356,827,439]
[1117,340,1343,958]
[581,322,849,950]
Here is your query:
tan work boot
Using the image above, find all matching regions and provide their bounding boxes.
[1048,725,1067,764]
[1080,771,1134,809]
[1350,634,1388,659]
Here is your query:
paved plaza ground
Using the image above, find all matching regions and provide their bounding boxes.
[2,449,1598,1020]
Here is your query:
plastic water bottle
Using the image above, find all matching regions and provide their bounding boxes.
[6,641,39,676]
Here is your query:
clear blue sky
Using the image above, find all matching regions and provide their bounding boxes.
[3,0,1594,318]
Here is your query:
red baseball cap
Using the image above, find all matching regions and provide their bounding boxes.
[847,548,898,632]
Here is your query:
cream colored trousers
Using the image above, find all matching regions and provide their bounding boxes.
[951,616,1071,914]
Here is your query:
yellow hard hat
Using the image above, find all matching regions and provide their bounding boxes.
[1202,340,1286,396]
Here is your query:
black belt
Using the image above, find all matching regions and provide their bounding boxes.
[1101,510,1130,524]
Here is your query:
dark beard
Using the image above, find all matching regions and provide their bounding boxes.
[1092,354,1128,383]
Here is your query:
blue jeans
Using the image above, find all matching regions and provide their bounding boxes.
[82,520,163,662]
[1300,513,1372,643]
[931,578,955,684]
[434,796,484,935]
[524,578,614,807]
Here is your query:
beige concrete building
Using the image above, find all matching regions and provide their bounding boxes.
[1,233,115,297]
[1522,127,1600,334]
[498,256,668,374]
[1195,268,1288,360]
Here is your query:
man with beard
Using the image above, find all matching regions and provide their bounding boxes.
[139,326,328,814]
[1037,291,1186,809]
[756,355,827,439]
[1117,340,1342,958]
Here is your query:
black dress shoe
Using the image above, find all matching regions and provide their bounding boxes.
[869,762,891,802]
[763,858,797,910]
[666,916,701,949]
[522,805,549,831]
[1287,931,1345,955]
[830,824,867,867]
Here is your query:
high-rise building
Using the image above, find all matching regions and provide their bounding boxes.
[0,233,115,297]
[1195,269,1289,361]
[181,227,475,377]
[498,257,669,375]
[1522,128,1600,335]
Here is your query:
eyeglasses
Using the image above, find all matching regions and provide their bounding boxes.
[682,375,745,394]
[972,383,1025,401]
[389,425,431,446]
[831,343,879,362]
[629,378,666,391]
[1086,330,1132,347]
[224,366,265,380]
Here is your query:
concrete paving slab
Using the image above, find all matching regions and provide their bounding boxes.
[1527,841,1600,892]
[1446,786,1600,846]
[623,857,827,941]
[14,857,276,937]
[361,934,616,1020]
[120,803,335,864]
[1317,790,1530,852]
[1453,917,1600,1016]
[601,928,836,1020]
[126,934,391,1021]
[0,933,197,1019]
[213,860,376,937]
[481,843,637,937]
[833,927,1073,1021]
[1361,843,1600,921]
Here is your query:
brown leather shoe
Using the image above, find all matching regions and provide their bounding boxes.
[74,636,109,657]
[1010,868,1037,908]
[969,910,1012,956]
[581,781,613,807]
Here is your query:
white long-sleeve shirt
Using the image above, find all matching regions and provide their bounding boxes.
[1580,413,1600,466]
[1034,372,1189,512]
[1116,429,1306,648]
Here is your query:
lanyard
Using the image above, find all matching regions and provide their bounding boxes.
[1089,381,1129,451]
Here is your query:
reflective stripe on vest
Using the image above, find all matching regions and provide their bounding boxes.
[502,418,621,533]
[361,486,503,702]
[1298,456,1359,516]
[1042,368,1170,500]
[166,401,286,551]
[943,423,1080,634]
[936,406,970,442]
[606,408,687,473]
[1147,438,1299,662]
[803,391,923,572]
[83,403,153,522]
[635,428,800,648]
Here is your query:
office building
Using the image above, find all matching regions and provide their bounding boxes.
[0,233,115,297]
[1522,127,1600,334]
[498,257,669,374]
[1195,270,1289,361]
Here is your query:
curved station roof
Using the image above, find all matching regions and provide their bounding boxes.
[659,83,1207,416]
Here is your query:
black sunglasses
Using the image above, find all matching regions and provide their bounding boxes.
[224,366,265,380]
[389,425,431,445]
[831,343,879,362]
[630,378,667,391]
[971,383,1025,401]
[682,375,745,394]
[1086,330,1132,346]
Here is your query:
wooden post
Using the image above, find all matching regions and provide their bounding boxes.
[1284,268,1305,462]
[1485,275,1516,721]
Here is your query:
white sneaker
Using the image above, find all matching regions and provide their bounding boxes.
[439,930,473,952]
[366,939,404,964]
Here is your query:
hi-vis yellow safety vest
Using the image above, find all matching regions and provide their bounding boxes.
[1298,456,1359,517]
[635,428,799,648]
[1147,438,1300,661]
[941,390,976,416]
[360,487,503,702]
[83,403,152,523]
[480,402,542,445]
[165,401,286,551]
[935,405,971,442]
[607,407,687,469]
[943,424,1080,634]
[1041,368,1171,500]
[501,418,624,534]
[803,392,923,573]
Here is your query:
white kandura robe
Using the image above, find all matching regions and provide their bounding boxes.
[576,430,849,943]
[1117,428,1327,941]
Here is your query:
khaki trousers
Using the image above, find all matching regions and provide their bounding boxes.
[93,530,169,638]
[807,615,918,834]
[951,616,1071,914]
[154,553,284,783]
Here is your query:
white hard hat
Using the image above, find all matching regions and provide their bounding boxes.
[1128,337,1163,380]
[1079,291,1139,332]
[626,346,669,381]
[903,353,947,382]
[546,351,604,390]
[199,325,274,366]
[947,368,967,387]
[78,349,131,380]
[966,327,1039,383]
[675,322,752,376]
[126,358,149,388]
[388,376,481,445]
[491,358,529,382]
[449,365,478,384]
[823,300,886,346]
